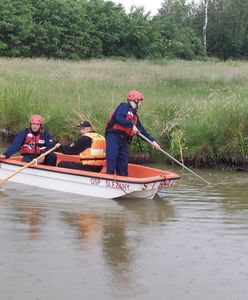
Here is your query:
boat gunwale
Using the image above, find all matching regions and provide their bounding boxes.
[0,158,180,185]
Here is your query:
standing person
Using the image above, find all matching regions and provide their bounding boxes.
[0,115,57,166]
[56,121,106,172]
[105,90,160,176]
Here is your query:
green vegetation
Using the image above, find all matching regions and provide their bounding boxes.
[1,0,248,61]
[1,0,247,167]
[1,58,248,167]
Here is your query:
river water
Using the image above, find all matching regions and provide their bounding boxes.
[0,165,248,300]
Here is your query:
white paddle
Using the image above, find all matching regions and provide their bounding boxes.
[0,145,58,185]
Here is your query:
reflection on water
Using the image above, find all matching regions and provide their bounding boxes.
[0,168,248,300]
[61,212,100,239]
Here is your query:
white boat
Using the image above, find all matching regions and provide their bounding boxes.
[0,153,180,199]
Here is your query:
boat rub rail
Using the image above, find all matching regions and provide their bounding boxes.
[1,155,180,185]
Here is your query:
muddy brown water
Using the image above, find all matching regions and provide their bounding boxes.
[0,164,247,300]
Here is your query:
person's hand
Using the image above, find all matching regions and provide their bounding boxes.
[0,154,6,160]
[132,125,139,135]
[55,143,61,148]
[37,157,45,164]
[151,141,160,150]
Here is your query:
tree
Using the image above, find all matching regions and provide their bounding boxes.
[122,7,154,58]
[0,0,33,57]
[31,0,91,59]
[84,0,127,57]
[203,0,209,55]
[155,0,202,59]
[192,0,248,59]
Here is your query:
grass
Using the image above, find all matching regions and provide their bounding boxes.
[1,57,248,166]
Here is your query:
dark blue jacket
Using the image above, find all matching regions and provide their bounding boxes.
[107,102,155,142]
[3,129,55,158]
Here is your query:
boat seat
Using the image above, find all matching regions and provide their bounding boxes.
[56,153,81,166]
[56,153,107,173]
[100,164,107,173]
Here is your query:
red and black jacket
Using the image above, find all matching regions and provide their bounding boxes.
[105,103,138,137]
[20,129,46,156]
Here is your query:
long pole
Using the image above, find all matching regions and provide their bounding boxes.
[138,132,210,185]
[0,145,58,185]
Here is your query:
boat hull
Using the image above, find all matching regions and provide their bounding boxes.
[0,156,180,199]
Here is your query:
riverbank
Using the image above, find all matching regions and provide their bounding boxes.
[0,58,248,168]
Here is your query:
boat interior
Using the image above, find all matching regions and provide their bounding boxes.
[2,153,180,181]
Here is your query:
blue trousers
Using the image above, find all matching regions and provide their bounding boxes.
[22,153,57,166]
[106,132,128,176]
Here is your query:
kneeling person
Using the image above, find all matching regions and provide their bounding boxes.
[56,121,106,172]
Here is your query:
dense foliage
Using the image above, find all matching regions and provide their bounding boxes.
[1,58,248,167]
[1,0,247,60]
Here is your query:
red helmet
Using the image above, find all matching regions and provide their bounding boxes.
[30,115,43,125]
[127,90,144,102]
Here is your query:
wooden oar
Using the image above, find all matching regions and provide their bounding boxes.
[138,132,210,185]
[0,145,58,186]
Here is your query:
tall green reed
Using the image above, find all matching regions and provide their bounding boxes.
[1,58,248,164]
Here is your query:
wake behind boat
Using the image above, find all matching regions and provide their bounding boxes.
[0,153,180,199]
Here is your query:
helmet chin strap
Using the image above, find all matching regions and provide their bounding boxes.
[130,100,139,109]
[134,100,140,109]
